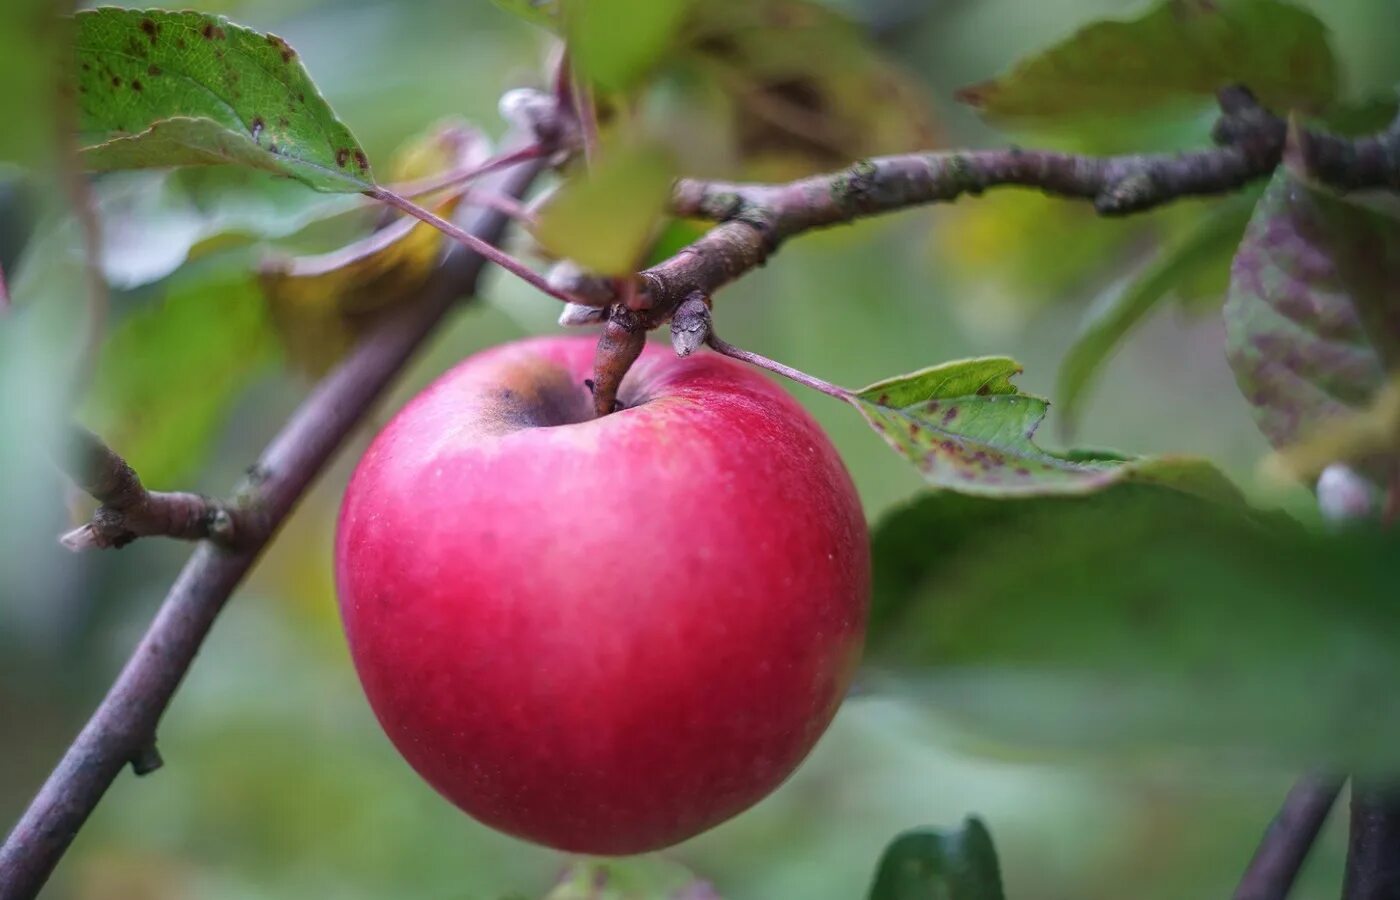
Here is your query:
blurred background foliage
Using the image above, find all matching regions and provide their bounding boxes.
[3,0,1400,897]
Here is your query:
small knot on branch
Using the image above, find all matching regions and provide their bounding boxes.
[130,744,163,777]
[670,293,712,357]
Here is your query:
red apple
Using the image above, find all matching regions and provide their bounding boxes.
[334,336,869,854]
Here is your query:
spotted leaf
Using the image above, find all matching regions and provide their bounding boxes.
[74,8,372,192]
[852,357,1233,497]
[1225,169,1400,458]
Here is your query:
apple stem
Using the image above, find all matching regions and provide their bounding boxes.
[706,333,855,404]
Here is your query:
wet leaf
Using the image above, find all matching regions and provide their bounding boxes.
[852,357,1236,497]
[74,8,372,192]
[957,0,1337,129]
[1056,193,1255,434]
[866,484,1400,768]
[261,122,486,374]
[544,858,721,899]
[79,268,276,487]
[534,143,674,274]
[868,817,1005,900]
[1224,170,1400,460]
[569,0,695,92]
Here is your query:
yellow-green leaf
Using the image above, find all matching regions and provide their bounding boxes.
[534,144,674,274]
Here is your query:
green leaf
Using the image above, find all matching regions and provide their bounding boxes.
[74,8,372,192]
[852,358,1236,497]
[1225,169,1400,457]
[534,144,675,274]
[95,168,362,289]
[868,817,1005,900]
[682,0,940,177]
[79,268,276,487]
[1056,193,1255,435]
[865,485,1400,768]
[0,0,64,166]
[543,858,721,899]
[956,0,1337,129]
[569,0,694,92]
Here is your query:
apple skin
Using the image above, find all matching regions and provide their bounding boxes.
[335,335,869,854]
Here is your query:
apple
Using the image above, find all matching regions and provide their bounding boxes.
[334,336,869,854]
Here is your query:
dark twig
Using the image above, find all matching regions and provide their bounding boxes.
[1233,773,1343,900]
[1343,786,1400,900]
[706,333,854,403]
[0,261,10,314]
[57,426,240,552]
[0,149,545,900]
[585,88,1400,401]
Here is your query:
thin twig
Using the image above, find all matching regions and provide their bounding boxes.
[1233,773,1343,900]
[0,261,10,314]
[0,148,546,900]
[383,142,545,199]
[365,185,581,306]
[1343,785,1400,900]
[57,426,240,551]
[706,333,854,403]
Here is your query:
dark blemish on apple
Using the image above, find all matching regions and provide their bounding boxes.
[201,23,226,40]
[941,406,957,425]
[907,423,920,438]
[140,17,159,43]
[250,116,265,143]
[81,62,90,72]
[876,393,889,405]
[111,75,122,87]
[131,79,143,92]
[354,150,369,171]
[336,149,350,167]
[924,400,939,413]
[976,383,991,395]
[297,92,306,103]
[268,143,279,154]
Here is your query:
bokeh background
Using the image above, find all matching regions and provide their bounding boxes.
[4,0,1399,897]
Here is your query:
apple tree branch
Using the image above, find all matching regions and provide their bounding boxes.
[573,87,1400,412]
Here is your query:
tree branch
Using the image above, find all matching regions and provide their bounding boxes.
[582,87,1399,405]
[1343,785,1400,900]
[57,426,240,551]
[1232,773,1343,900]
[0,147,545,900]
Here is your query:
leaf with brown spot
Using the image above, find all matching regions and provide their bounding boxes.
[1225,168,1400,475]
[74,8,372,192]
[958,0,1337,132]
[852,357,1235,498]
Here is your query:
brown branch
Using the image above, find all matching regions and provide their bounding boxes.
[585,86,1399,402]
[1233,773,1343,900]
[0,148,546,900]
[1343,785,1400,900]
[57,426,240,551]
